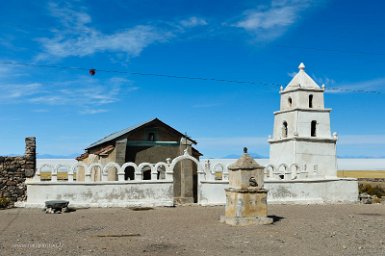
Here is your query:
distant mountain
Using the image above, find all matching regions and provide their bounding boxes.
[37,153,80,159]
[222,153,267,159]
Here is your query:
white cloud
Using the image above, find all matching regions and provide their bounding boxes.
[325,77,385,94]
[180,17,208,28]
[48,2,91,30]
[37,24,172,60]
[0,63,28,79]
[0,75,137,114]
[79,108,109,115]
[287,71,297,78]
[233,0,311,41]
[27,76,135,112]
[37,3,206,60]
[36,2,174,60]
[0,83,42,102]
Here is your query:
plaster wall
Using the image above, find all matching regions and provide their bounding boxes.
[131,146,178,163]
[273,110,332,139]
[198,178,358,206]
[273,111,296,139]
[294,140,337,177]
[25,180,174,208]
[269,139,337,177]
[280,90,324,110]
[296,111,332,138]
[269,140,296,166]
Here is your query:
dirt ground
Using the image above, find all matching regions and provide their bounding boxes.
[1,204,385,256]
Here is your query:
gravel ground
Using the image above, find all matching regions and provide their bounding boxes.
[1,204,385,256]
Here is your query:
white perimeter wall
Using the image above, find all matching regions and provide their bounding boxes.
[199,178,358,206]
[25,180,174,208]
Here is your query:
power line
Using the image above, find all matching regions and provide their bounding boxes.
[1,61,383,94]
[1,61,278,87]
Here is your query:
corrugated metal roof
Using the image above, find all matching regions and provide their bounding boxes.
[85,118,196,150]
[85,118,157,149]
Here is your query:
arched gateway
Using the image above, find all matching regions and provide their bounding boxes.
[169,149,204,203]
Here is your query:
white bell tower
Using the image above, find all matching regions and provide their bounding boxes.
[268,63,338,177]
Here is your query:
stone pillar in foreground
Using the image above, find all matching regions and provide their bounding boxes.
[24,137,36,178]
[220,148,273,225]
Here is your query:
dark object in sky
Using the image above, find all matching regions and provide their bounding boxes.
[89,69,96,76]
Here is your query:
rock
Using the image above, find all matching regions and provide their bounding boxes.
[25,168,35,178]
[6,180,17,186]
[359,193,372,204]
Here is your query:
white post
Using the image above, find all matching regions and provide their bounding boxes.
[118,171,125,181]
[85,167,92,182]
[102,172,108,182]
[165,164,173,180]
[51,172,57,182]
[67,170,74,182]
[135,169,143,180]
[151,170,158,180]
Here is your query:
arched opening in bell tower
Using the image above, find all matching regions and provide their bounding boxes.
[309,94,313,108]
[282,121,288,138]
[288,97,292,107]
[311,120,317,137]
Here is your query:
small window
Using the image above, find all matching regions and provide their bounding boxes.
[309,94,313,108]
[148,132,155,141]
[288,97,292,107]
[282,121,288,138]
[311,120,317,137]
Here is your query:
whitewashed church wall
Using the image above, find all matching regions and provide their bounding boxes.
[296,111,332,137]
[280,92,299,110]
[198,178,358,205]
[273,112,296,139]
[25,180,174,208]
[199,180,228,206]
[294,141,337,177]
[296,90,324,109]
[269,141,296,166]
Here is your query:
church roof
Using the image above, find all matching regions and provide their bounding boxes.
[284,63,321,91]
[85,118,197,150]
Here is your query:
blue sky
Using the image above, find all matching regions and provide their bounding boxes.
[1,0,385,158]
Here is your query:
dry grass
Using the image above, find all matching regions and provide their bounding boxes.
[39,172,76,181]
[337,170,385,179]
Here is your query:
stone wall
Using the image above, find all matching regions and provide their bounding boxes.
[0,137,36,207]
